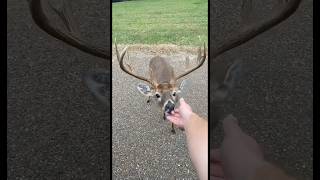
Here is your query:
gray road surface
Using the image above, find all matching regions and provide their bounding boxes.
[7,0,110,179]
[112,46,208,179]
[211,0,313,179]
[7,0,312,179]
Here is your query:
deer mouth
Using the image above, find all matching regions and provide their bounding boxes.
[164,100,175,115]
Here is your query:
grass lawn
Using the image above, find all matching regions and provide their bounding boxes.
[112,0,208,46]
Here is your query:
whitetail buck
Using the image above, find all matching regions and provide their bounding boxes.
[211,0,302,127]
[27,0,109,104]
[28,0,302,128]
[115,43,206,133]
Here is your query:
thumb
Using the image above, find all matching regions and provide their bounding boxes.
[179,98,188,107]
[179,98,185,104]
[223,114,242,137]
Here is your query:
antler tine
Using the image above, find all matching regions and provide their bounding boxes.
[213,0,302,59]
[28,0,109,59]
[176,42,206,80]
[49,0,79,35]
[114,42,152,84]
[115,41,128,63]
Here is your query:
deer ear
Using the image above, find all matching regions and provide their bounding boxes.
[137,83,153,96]
[223,60,242,89]
[178,79,188,93]
[214,60,242,102]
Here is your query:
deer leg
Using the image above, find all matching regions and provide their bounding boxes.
[171,123,176,134]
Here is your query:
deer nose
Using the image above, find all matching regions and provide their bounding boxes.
[164,100,175,114]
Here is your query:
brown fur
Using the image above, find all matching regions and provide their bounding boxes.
[148,56,180,133]
[149,56,176,88]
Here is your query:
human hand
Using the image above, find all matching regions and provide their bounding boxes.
[166,98,193,128]
[211,115,266,180]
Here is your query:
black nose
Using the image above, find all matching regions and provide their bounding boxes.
[164,101,175,114]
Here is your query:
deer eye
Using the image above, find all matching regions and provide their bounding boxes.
[155,93,161,98]
[172,92,176,96]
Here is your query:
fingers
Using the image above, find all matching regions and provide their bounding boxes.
[178,98,193,115]
[210,149,225,177]
[167,117,183,128]
[168,112,181,118]
[179,98,185,103]
[179,98,188,108]
[223,114,243,137]
[166,116,180,125]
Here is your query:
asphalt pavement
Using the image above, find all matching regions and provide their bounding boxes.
[210,0,313,179]
[8,0,110,179]
[112,46,208,179]
[7,0,312,179]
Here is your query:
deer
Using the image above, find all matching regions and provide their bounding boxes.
[115,43,206,133]
[27,0,109,105]
[27,0,302,130]
[210,0,302,127]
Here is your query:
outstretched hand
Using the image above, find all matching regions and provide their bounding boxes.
[211,115,265,180]
[166,98,193,128]
[167,98,208,180]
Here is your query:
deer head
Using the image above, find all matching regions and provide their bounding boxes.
[115,43,206,133]
[27,0,109,104]
[211,0,302,126]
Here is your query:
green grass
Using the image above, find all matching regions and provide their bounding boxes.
[112,0,208,46]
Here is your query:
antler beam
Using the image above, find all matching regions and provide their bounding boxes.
[28,0,109,59]
[114,42,153,85]
[176,43,206,80]
[213,0,302,59]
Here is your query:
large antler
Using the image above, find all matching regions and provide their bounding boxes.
[176,43,206,80]
[213,0,302,59]
[115,42,153,85]
[28,0,108,59]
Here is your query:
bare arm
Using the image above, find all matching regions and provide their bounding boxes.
[211,115,296,180]
[185,113,208,180]
[167,98,208,180]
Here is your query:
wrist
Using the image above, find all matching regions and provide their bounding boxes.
[184,113,207,134]
[184,112,197,130]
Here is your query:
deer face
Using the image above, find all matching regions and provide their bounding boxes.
[137,80,187,114]
[115,42,205,120]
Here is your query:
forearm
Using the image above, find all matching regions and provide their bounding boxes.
[185,113,208,180]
